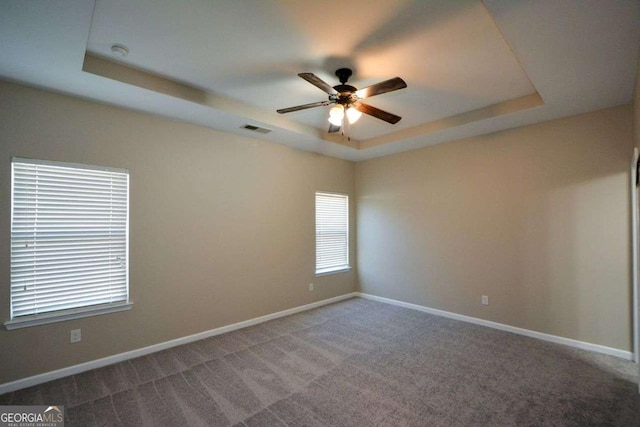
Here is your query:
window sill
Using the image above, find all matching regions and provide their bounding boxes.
[315,266,352,277]
[4,302,133,330]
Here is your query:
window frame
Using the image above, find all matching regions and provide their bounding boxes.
[315,191,351,276]
[5,157,132,330]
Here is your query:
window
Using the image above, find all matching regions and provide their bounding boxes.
[315,192,350,275]
[7,158,131,329]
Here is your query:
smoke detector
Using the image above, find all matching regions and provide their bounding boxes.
[110,44,129,57]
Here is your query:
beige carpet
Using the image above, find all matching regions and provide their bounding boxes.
[1,297,638,426]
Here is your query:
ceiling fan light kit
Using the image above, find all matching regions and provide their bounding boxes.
[277,68,407,134]
[346,107,362,124]
[329,105,362,127]
[328,104,345,126]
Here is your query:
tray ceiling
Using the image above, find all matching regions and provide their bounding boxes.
[0,0,638,160]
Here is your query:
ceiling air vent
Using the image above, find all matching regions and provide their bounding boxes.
[241,124,272,134]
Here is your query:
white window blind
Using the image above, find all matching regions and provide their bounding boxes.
[10,158,129,320]
[315,192,349,275]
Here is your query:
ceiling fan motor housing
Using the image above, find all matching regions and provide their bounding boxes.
[332,69,358,105]
[332,86,358,106]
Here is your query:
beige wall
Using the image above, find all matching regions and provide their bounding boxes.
[356,106,633,350]
[633,53,640,358]
[0,81,356,384]
[0,77,634,385]
[636,54,640,149]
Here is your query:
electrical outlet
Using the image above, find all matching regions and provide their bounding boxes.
[481,295,489,305]
[70,329,82,343]
[309,283,314,292]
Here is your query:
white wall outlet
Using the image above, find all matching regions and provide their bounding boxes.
[70,329,82,343]
[309,283,314,292]
[481,295,489,305]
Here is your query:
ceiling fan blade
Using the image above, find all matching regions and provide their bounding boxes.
[298,73,338,95]
[328,123,341,133]
[277,100,333,114]
[353,102,402,124]
[356,77,407,99]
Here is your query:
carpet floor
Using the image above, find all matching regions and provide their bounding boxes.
[1,297,639,426]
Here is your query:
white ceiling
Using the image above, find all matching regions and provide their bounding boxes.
[0,0,638,161]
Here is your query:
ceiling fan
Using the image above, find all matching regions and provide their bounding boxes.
[277,68,407,133]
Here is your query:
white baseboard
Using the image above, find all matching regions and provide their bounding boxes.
[0,292,359,395]
[357,292,634,361]
[3,290,631,395]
